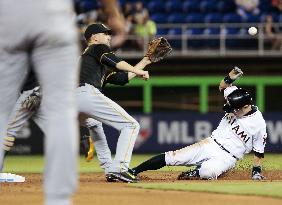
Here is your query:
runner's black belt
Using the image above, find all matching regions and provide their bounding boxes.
[213,138,239,160]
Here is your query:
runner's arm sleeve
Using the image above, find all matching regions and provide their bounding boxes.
[252,127,267,155]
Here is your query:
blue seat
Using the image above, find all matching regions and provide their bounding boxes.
[147,1,165,13]
[185,13,205,23]
[279,14,282,23]
[259,0,272,13]
[217,0,236,13]
[157,28,169,35]
[186,28,205,48]
[200,0,218,13]
[223,13,243,23]
[79,0,98,12]
[225,27,241,35]
[204,28,220,48]
[224,28,242,48]
[168,28,182,35]
[182,0,200,13]
[205,28,221,35]
[168,28,182,48]
[127,0,146,3]
[151,13,167,24]
[165,0,182,12]
[245,14,260,23]
[167,13,186,23]
[205,13,223,23]
[260,13,279,22]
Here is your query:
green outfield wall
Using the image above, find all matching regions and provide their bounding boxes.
[119,76,282,113]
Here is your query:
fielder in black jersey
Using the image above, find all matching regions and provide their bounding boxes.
[77,23,152,183]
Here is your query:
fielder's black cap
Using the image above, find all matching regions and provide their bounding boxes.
[84,23,111,40]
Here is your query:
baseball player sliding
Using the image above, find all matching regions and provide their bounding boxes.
[130,67,267,181]
[77,23,171,183]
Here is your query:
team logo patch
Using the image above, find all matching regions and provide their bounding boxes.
[133,116,152,149]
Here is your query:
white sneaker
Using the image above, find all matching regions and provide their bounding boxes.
[0,173,25,182]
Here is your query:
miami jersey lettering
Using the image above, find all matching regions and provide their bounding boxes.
[212,109,267,159]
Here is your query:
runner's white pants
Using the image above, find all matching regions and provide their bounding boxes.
[165,138,237,179]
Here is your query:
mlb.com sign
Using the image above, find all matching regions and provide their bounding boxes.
[132,113,282,153]
[157,120,282,145]
[12,112,282,154]
[158,121,212,144]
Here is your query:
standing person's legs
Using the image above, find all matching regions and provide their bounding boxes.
[0,14,28,169]
[0,0,30,171]
[0,56,27,171]
[77,85,140,173]
[31,3,80,205]
[0,90,36,171]
[85,118,112,173]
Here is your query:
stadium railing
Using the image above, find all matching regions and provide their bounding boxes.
[116,23,282,58]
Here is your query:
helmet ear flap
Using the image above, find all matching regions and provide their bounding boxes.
[223,102,234,113]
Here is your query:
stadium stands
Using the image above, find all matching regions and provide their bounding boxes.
[75,0,282,52]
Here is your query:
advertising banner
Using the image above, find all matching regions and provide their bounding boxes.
[10,112,282,154]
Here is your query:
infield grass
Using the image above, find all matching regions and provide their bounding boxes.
[3,153,282,173]
[3,154,282,199]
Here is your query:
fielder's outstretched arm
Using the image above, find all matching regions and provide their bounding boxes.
[116,61,149,80]
[104,57,152,86]
[127,57,152,80]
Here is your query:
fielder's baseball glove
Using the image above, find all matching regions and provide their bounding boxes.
[145,37,172,63]
[22,87,42,112]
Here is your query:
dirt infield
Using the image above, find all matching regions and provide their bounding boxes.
[1,171,282,205]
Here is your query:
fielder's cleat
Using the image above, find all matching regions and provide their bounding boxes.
[177,169,200,180]
[105,174,119,182]
[128,168,137,177]
[106,171,139,183]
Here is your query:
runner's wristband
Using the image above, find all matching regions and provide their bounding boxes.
[224,75,235,84]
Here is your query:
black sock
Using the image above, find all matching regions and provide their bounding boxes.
[133,153,166,174]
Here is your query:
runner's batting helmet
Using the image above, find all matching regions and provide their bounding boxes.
[223,88,253,113]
